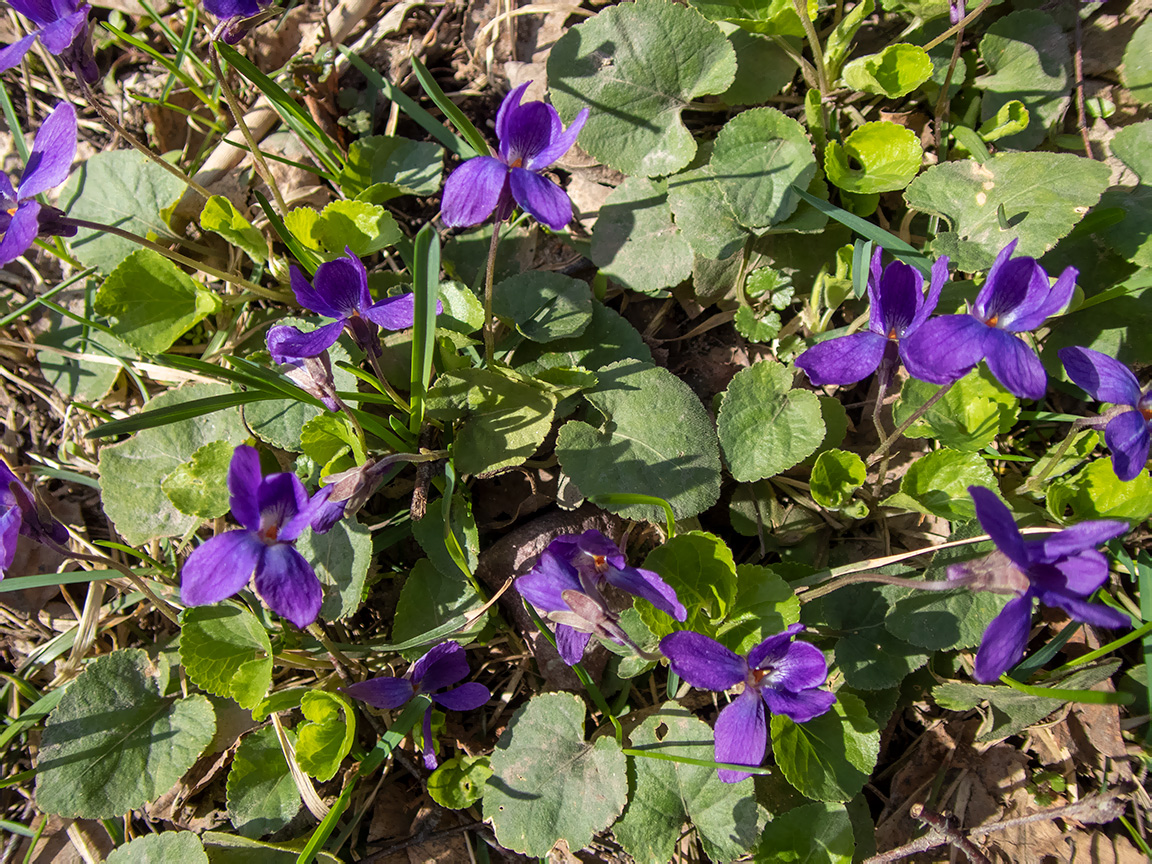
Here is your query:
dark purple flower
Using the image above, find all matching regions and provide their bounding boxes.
[0,0,97,82]
[0,103,78,267]
[203,0,273,43]
[902,239,1076,400]
[948,485,1130,683]
[1058,346,1152,482]
[1,458,68,580]
[267,249,426,363]
[949,0,965,24]
[516,529,686,666]
[795,250,949,389]
[343,642,489,769]
[441,82,589,232]
[660,625,836,783]
[180,445,337,628]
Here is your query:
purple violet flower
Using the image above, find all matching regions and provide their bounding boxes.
[441,82,589,232]
[948,485,1131,683]
[1,458,68,580]
[0,0,97,82]
[795,250,949,389]
[180,445,338,628]
[902,239,1076,400]
[202,0,273,43]
[1058,346,1152,482]
[0,102,78,267]
[516,529,686,666]
[266,249,427,363]
[343,642,490,769]
[660,625,836,783]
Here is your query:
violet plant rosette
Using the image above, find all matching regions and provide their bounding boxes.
[0,0,97,82]
[948,485,1131,683]
[660,625,836,783]
[515,529,686,665]
[343,642,490,769]
[180,445,339,628]
[1,458,68,580]
[266,249,425,363]
[795,249,949,389]
[1058,346,1152,481]
[440,82,589,231]
[902,239,1076,400]
[0,102,78,267]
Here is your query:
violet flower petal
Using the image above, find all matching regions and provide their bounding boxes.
[289,265,342,320]
[441,156,510,228]
[0,33,38,73]
[500,101,557,166]
[362,292,417,331]
[180,530,263,606]
[509,167,572,231]
[554,623,590,665]
[603,564,687,621]
[714,689,766,784]
[0,505,22,576]
[969,485,1029,568]
[873,260,922,336]
[1032,521,1129,564]
[344,676,414,710]
[526,108,589,172]
[256,473,306,534]
[746,622,805,669]
[907,255,949,334]
[901,314,989,385]
[495,82,531,155]
[1104,409,1150,482]
[973,593,1033,683]
[280,484,334,542]
[10,0,56,26]
[795,331,886,386]
[311,254,368,319]
[266,320,344,364]
[411,642,471,692]
[764,639,829,693]
[19,103,75,199]
[762,686,837,724]
[660,630,747,691]
[515,548,581,613]
[0,200,40,266]
[1059,346,1142,406]
[253,542,322,628]
[227,444,263,531]
[433,681,490,711]
[982,327,1047,400]
[972,239,1019,320]
[37,9,86,56]
[1035,590,1132,630]
[976,256,1037,329]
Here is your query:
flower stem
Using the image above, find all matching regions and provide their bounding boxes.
[1018,416,1100,494]
[866,377,958,467]
[483,222,502,367]
[73,75,213,201]
[210,42,289,216]
[793,0,830,102]
[59,216,290,301]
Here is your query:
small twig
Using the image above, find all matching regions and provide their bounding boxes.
[867,378,957,466]
[361,822,482,863]
[910,804,992,864]
[1073,9,1093,158]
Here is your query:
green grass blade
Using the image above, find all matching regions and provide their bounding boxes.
[410,56,490,158]
[409,223,440,434]
[253,189,323,274]
[586,493,676,539]
[87,391,282,438]
[338,48,476,160]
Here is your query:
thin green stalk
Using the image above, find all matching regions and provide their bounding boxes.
[59,216,288,301]
[793,0,829,101]
[0,268,95,327]
[866,378,958,466]
[483,223,502,366]
[1052,620,1152,673]
[622,748,773,776]
[210,42,289,215]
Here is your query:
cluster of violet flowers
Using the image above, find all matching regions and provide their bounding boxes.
[516,530,837,782]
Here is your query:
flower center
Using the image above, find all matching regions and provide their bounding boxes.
[983,314,999,327]
[1142,407,1152,423]
[260,524,279,543]
[5,206,15,217]
[887,328,898,340]
[592,553,608,573]
[510,157,523,168]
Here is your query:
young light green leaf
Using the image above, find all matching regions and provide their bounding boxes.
[615,705,766,863]
[717,359,824,482]
[180,604,273,710]
[294,691,356,782]
[905,152,1110,272]
[484,693,627,856]
[841,44,932,98]
[825,121,922,194]
[289,200,403,258]
[36,649,216,818]
[548,0,737,177]
[977,100,1029,143]
[753,802,854,863]
[226,726,302,838]
[823,0,873,78]
[300,413,365,476]
[200,195,267,263]
[810,449,866,510]
[162,439,233,519]
[770,691,879,803]
[892,367,1019,452]
[638,531,739,639]
[734,306,782,343]
[688,0,811,37]
[99,383,248,545]
[557,361,722,521]
[339,135,444,199]
[427,755,491,810]
[105,833,208,864]
[60,150,185,273]
[882,448,996,522]
[591,177,695,296]
[1047,459,1152,524]
[95,250,221,354]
